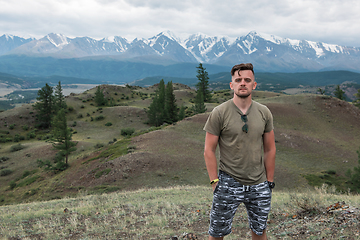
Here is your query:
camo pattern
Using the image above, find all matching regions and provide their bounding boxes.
[209,171,272,237]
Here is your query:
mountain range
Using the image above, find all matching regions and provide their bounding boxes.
[1,31,360,82]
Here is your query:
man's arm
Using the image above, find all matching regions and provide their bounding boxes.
[204,132,219,191]
[263,130,276,182]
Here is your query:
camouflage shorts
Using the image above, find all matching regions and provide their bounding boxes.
[208,171,272,237]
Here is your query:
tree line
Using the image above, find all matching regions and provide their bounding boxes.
[34,81,76,171]
[147,63,210,126]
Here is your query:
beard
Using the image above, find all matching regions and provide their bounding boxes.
[235,91,251,99]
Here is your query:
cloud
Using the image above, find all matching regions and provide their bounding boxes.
[0,0,360,47]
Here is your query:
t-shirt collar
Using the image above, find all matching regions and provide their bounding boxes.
[231,99,253,115]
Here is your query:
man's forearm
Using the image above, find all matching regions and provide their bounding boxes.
[264,150,276,182]
[204,151,218,181]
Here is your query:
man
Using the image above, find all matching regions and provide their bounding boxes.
[203,63,276,240]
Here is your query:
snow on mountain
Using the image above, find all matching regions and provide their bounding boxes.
[45,33,70,48]
[183,33,231,62]
[0,34,34,55]
[1,31,360,72]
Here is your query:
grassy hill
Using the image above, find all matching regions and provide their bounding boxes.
[0,83,360,238]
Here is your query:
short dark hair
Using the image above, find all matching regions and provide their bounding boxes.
[231,63,254,76]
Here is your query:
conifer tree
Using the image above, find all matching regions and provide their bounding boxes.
[193,89,207,114]
[178,105,186,121]
[54,81,67,113]
[158,79,166,119]
[334,85,346,100]
[52,108,77,166]
[164,81,178,124]
[94,85,107,106]
[195,63,212,102]
[34,83,54,129]
[147,95,163,127]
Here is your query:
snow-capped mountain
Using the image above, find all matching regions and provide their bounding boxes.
[1,31,360,72]
[183,33,231,63]
[0,34,34,55]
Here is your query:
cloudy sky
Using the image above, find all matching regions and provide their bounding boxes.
[1,0,360,47]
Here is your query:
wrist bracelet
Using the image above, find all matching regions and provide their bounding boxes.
[210,179,219,185]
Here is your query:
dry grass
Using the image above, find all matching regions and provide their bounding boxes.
[0,185,359,239]
[1,85,360,228]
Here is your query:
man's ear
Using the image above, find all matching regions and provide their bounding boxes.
[229,81,234,90]
[252,81,257,90]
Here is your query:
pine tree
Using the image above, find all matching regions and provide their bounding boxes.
[195,63,212,102]
[158,79,166,119]
[95,85,107,106]
[34,83,54,129]
[147,95,163,127]
[193,89,207,114]
[178,105,186,121]
[164,81,178,124]
[54,81,67,113]
[317,88,325,95]
[52,108,77,166]
[334,85,346,100]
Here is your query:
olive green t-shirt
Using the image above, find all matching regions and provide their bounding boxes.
[203,99,274,185]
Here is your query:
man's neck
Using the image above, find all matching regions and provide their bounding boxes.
[233,95,252,114]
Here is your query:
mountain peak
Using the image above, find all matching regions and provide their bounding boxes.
[156,30,180,42]
[3,34,15,40]
[43,33,70,48]
[1,31,360,72]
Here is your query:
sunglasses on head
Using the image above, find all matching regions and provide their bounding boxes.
[241,115,248,133]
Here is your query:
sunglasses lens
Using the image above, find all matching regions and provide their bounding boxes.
[242,124,248,133]
[241,115,248,133]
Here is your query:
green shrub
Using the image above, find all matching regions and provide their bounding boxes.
[53,161,69,172]
[9,124,15,130]
[95,115,105,121]
[325,170,336,175]
[10,144,25,152]
[127,145,136,153]
[17,175,40,187]
[22,125,29,131]
[22,170,32,178]
[0,169,13,176]
[94,143,104,149]
[13,134,25,142]
[9,181,16,190]
[105,122,112,126]
[121,128,135,136]
[0,156,10,162]
[68,106,74,112]
[37,159,52,170]
[95,168,111,178]
[27,130,36,139]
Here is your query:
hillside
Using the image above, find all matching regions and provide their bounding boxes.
[0,84,360,207]
[132,70,360,101]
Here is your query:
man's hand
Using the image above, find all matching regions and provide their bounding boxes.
[212,182,218,192]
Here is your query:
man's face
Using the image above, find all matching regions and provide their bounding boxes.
[230,70,257,98]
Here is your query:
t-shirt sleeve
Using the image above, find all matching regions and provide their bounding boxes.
[264,107,274,133]
[203,107,222,136]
